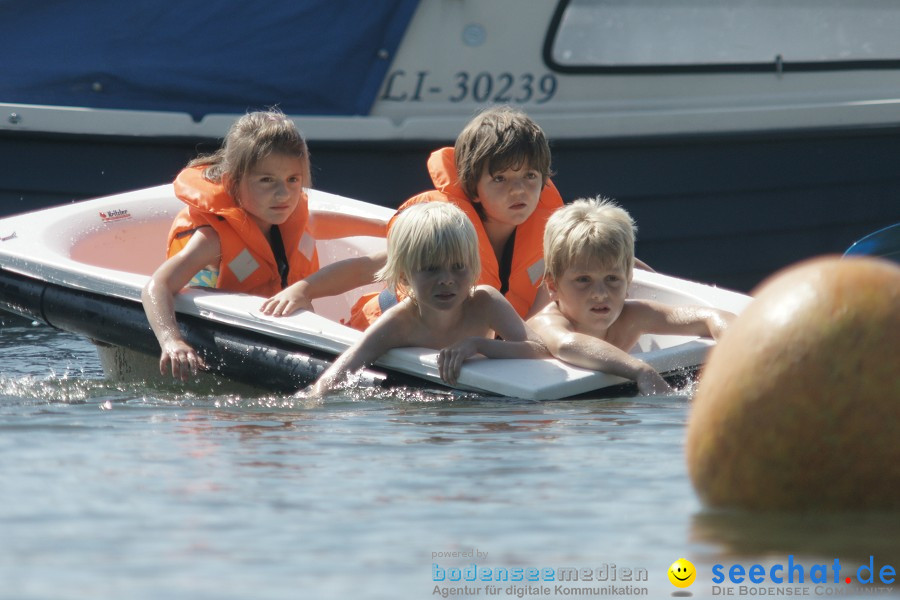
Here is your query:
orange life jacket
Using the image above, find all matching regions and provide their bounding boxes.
[348,147,563,330]
[167,166,318,297]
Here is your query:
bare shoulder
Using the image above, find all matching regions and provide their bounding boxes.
[619,298,662,323]
[527,302,574,333]
[615,299,678,337]
[180,225,222,262]
[462,286,510,326]
[354,300,419,355]
[623,298,670,316]
[153,226,221,286]
[184,225,220,247]
[467,285,512,313]
[471,285,504,302]
[373,299,418,336]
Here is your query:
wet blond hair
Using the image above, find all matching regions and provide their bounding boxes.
[377,202,481,296]
[543,197,636,283]
[455,106,552,202]
[189,108,311,200]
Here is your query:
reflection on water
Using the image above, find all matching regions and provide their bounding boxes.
[1,314,898,599]
[693,510,900,566]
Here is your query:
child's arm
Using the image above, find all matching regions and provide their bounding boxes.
[529,311,671,395]
[307,306,404,396]
[307,211,388,240]
[438,287,548,385]
[629,301,735,340]
[260,251,387,316]
[141,228,220,380]
[263,209,389,316]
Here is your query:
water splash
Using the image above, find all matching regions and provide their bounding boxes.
[334,384,487,404]
[0,373,124,405]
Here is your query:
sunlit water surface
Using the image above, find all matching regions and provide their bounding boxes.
[1,314,897,600]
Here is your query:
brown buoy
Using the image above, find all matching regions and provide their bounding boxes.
[686,256,900,510]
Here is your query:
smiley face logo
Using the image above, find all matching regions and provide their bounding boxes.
[668,558,696,588]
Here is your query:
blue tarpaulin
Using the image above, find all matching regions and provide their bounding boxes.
[1,0,420,119]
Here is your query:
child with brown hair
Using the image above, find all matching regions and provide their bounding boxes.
[142,109,385,380]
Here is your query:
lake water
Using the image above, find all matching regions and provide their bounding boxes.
[1,312,897,600]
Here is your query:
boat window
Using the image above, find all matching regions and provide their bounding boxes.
[545,0,900,73]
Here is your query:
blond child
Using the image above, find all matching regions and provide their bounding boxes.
[142,109,385,380]
[309,202,545,396]
[528,197,734,395]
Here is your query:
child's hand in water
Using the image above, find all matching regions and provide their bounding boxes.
[635,367,672,396]
[438,337,482,386]
[159,339,206,381]
[259,282,314,317]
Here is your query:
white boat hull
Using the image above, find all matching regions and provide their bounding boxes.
[0,185,752,399]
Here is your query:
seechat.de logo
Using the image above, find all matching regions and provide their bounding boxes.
[712,555,896,586]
